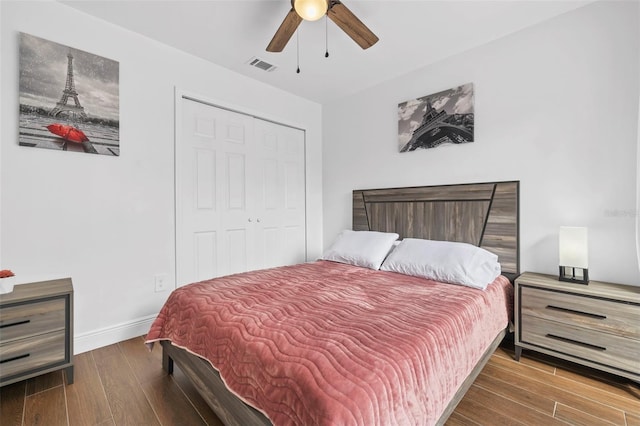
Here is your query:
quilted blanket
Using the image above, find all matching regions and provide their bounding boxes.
[146,261,512,425]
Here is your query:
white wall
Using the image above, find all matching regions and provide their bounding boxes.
[0,0,323,352]
[323,0,639,286]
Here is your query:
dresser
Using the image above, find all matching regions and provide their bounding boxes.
[514,272,639,382]
[0,278,73,386]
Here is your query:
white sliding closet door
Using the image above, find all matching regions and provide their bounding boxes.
[176,97,306,287]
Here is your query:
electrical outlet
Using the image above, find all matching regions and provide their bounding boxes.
[154,274,169,292]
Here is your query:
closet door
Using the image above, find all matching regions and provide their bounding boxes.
[253,119,306,270]
[177,99,255,286]
[177,98,306,287]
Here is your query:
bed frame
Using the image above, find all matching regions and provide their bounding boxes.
[161,180,520,426]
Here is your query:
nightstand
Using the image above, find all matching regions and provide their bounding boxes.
[514,272,639,382]
[0,278,74,386]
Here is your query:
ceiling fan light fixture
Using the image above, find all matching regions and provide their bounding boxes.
[267,0,378,52]
[294,0,328,21]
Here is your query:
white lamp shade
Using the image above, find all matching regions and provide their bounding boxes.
[294,0,328,21]
[559,226,588,268]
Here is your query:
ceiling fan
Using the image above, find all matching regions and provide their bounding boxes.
[266,0,379,52]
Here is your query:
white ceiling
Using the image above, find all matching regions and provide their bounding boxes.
[60,0,591,104]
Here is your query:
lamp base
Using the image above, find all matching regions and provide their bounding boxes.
[559,266,589,285]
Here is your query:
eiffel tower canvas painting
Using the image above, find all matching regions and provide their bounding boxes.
[19,33,119,156]
[397,83,474,152]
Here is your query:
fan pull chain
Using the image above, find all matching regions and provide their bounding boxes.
[325,15,329,58]
[296,30,301,74]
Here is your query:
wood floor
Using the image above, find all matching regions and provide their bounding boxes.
[1,336,638,425]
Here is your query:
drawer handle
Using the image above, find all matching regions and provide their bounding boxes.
[546,334,606,351]
[0,353,30,364]
[545,305,606,320]
[0,319,31,329]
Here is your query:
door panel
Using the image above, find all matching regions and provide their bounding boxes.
[225,121,246,144]
[284,225,306,265]
[179,100,252,284]
[177,98,306,287]
[262,131,278,152]
[262,227,281,270]
[178,101,220,285]
[225,153,246,211]
[195,116,215,139]
[195,150,215,210]
[263,159,279,210]
[226,229,248,274]
[284,161,302,209]
[253,119,306,268]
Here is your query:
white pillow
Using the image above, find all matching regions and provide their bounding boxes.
[321,230,399,270]
[380,238,501,290]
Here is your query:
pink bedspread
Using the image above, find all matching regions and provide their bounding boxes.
[146,261,512,425]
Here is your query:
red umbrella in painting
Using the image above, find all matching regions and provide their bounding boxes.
[46,123,89,143]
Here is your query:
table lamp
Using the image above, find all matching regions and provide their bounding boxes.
[559,226,589,284]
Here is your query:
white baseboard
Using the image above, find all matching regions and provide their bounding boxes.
[74,314,157,354]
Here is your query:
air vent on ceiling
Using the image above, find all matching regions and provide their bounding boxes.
[247,57,277,72]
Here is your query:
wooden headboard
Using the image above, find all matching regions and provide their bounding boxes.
[353,181,520,277]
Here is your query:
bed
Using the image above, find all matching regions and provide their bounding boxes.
[146,181,519,426]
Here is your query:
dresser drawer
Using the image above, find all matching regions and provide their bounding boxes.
[521,315,640,374]
[0,298,66,343]
[0,330,66,380]
[520,286,639,340]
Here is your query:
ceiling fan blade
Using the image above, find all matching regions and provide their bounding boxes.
[267,9,303,52]
[327,1,379,50]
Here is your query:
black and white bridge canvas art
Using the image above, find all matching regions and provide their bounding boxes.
[397,83,474,152]
[19,33,120,156]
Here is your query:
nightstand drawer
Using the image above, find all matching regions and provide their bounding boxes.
[0,330,66,380]
[521,315,640,374]
[0,298,66,343]
[521,286,639,339]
